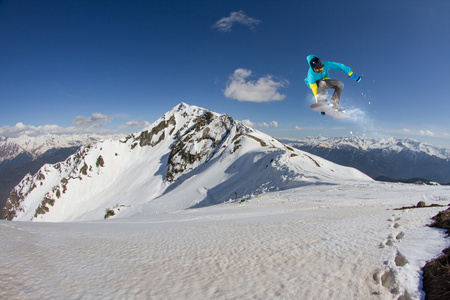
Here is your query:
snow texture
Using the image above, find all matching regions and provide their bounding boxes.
[1,183,449,299]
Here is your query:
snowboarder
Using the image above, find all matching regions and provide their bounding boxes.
[305,55,362,110]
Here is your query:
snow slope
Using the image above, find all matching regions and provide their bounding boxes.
[1,182,449,299]
[4,103,371,221]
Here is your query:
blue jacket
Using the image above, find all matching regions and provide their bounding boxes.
[304,54,354,100]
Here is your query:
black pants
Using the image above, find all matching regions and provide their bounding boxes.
[316,79,344,107]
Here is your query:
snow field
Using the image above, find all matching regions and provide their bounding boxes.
[1,182,449,299]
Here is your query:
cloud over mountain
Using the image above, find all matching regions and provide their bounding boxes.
[0,122,120,138]
[224,69,288,102]
[73,113,113,127]
[119,120,150,129]
[241,120,278,128]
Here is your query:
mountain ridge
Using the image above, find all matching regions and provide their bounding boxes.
[0,133,122,162]
[0,133,123,213]
[285,136,450,184]
[283,136,450,157]
[3,103,371,222]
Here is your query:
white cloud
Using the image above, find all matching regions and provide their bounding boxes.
[0,122,118,138]
[212,10,261,32]
[402,128,435,137]
[419,130,434,137]
[241,120,254,127]
[294,126,307,130]
[73,113,113,128]
[224,69,288,102]
[119,120,150,129]
[0,122,63,137]
[241,119,278,128]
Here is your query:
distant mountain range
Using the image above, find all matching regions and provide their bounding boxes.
[3,106,450,221]
[0,134,122,213]
[3,103,371,221]
[284,136,450,184]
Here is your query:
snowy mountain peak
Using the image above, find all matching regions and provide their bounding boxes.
[122,103,238,183]
[3,103,372,222]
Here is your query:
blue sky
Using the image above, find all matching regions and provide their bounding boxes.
[1,0,450,148]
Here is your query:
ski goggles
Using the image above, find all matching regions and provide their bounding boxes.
[314,67,324,73]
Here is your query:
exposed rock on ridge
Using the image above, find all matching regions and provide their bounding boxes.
[3,103,372,222]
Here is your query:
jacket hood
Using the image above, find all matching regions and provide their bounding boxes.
[306,54,318,64]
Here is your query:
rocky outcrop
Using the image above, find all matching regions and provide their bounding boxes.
[166,112,237,182]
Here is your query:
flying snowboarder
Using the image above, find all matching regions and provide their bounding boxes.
[305,54,362,111]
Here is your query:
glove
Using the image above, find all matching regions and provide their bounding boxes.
[350,73,362,82]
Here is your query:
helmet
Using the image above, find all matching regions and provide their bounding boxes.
[310,57,324,73]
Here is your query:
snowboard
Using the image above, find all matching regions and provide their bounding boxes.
[310,103,349,119]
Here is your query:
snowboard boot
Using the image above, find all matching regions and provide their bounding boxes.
[330,94,341,111]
